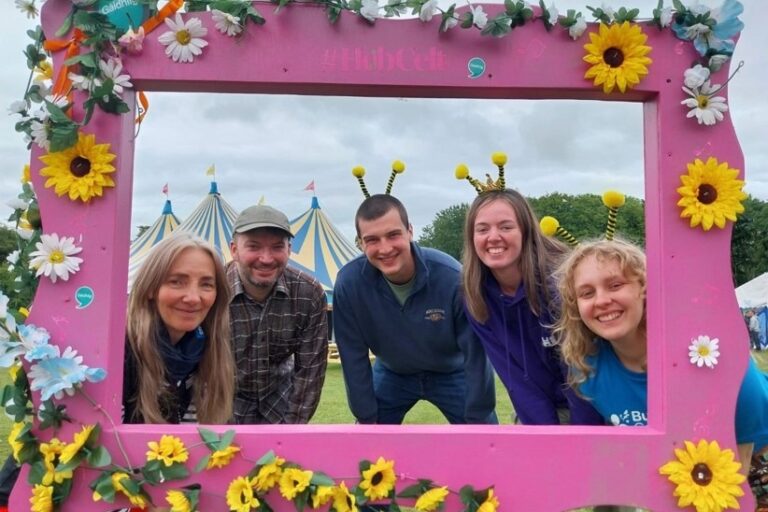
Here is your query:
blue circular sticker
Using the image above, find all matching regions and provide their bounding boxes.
[75,286,95,310]
[468,57,486,79]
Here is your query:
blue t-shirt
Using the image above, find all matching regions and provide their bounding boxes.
[579,340,647,426]
[579,340,768,448]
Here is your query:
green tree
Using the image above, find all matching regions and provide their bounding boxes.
[0,226,19,262]
[417,203,468,261]
[731,195,768,286]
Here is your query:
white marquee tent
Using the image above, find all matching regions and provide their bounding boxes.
[736,272,768,309]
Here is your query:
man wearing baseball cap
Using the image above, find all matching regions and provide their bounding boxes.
[227,204,328,424]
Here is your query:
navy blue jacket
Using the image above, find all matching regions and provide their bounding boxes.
[333,243,496,423]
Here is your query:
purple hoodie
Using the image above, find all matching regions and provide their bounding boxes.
[467,274,603,425]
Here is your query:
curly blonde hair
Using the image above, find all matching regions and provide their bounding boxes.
[553,239,646,391]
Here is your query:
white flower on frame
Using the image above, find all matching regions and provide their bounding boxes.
[14,0,38,19]
[419,0,438,22]
[569,14,587,40]
[68,72,100,92]
[683,64,710,90]
[28,233,84,284]
[99,58,133,95]
[682,81,728,126]
[157,13,208,64]
[471,5,488,29]
[16,227,34,241]
[545,3,559,26]
[360,0,379,22]
[600,2,615,21]
[6,198,28,211]
[212,9,242,37]
[442,14,458,32]
[685,22,710,39]
[708,54,729,72]
[688,335,720,368]
[659,6,673,28]
[6,250,20,267]
[30,120,50,151]
[8,100,27,115]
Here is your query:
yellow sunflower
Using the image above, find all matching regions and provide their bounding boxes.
[60,424,95,464]
[8,422,26,462]
[279,467,313,500]
[333,481,358,512]
[207,444,241,469]
[22,163,31,184]
[583,22,652,94]
[30,484,54,512]
[40,438,73,485]
[39,131,116,203]
[311,485,336,509]
[226,476,260,512]
[359,457,396,500]
[146,434,189,466]
[254,456,285,492]
[477,488,500,512]
[166,489,193,512]
[111,471,148,508]
[659,439,745,512]
[414,486,450,512]
[677,157,746,231]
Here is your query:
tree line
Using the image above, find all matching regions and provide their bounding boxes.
[417,192,768,288]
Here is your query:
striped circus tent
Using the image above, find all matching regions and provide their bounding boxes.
[289,196,360,304]
[177,181,239,264]
[127,199,180,290]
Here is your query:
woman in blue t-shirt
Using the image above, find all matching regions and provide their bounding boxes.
[553,239,768,508]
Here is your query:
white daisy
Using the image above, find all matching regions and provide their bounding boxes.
[68,72,100,92]
[212,9,242,37]
[708,54,730,72]
[118,26,145,54]
[659,6,673,28]
[16,227,34,241]
[28,233,84,284]
[681,81,728,126]
[0,293,8,319]
[360,0,379,22]
[30,120,50,151]
[688,335,720,368]
[471,5,488,29]
[569,14,587,40]
[98,58,133,95]
[6,250,20,267]
[419,0,438,22]
[157,13,208,64]
[14,0,38,19]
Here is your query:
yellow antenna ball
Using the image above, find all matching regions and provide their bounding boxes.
[455,164,470,180]
[491,152,508,167]
[540,216,560,236]
[352,166,366,178]
[392,160,405,173]
[602,190,626,208]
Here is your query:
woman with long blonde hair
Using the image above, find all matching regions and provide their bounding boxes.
[462,188,601,425]
[124,232,234,424]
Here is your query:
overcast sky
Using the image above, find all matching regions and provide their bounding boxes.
[1,1,766,242]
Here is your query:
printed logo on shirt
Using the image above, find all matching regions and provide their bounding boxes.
[541,336,557,347]
[424,308,446,322]
[609,410,647,426]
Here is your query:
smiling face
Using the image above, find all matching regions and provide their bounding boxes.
[358,207,415,284]
[231,228,291,300]
[472,199,524,287]
[573,254,645,347]
[156,247,217,344]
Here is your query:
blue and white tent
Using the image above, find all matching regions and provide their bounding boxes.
[177,181,239,264]
[289,196,360,304]
[127,199,180,291]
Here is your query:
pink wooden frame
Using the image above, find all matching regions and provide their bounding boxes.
[14,1,748,510]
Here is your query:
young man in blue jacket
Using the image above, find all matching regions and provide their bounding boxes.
[333,194,497,424]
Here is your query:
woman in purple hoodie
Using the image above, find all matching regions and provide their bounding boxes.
[461,188,602,425]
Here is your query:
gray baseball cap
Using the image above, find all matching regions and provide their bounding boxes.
[233,205,293,237]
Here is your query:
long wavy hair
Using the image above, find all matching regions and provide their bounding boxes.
[553,239,646,390]
[126,233,234,424]
[462,189,567,323]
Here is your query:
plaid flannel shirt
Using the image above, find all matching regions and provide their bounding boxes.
[227,262,328,424]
